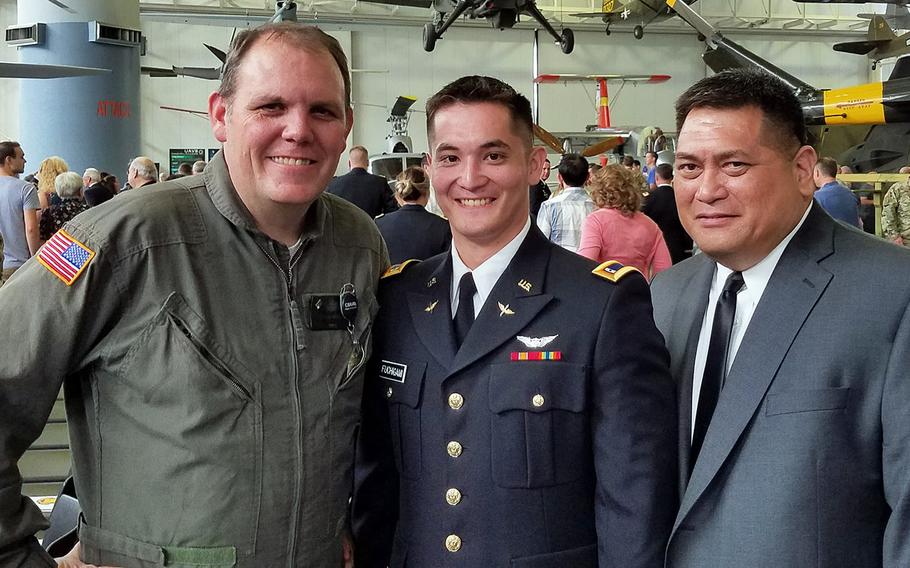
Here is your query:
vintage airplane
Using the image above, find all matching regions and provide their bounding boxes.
[571,0,694,39]
[834,15,910,70]
[533,73,670,158]
[359,0,575,53]
[668,0,910,172]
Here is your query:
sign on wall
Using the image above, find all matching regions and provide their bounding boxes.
[169,148,206,174]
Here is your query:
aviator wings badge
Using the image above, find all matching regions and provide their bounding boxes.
[498,302,515,317]
[516,334,558,348]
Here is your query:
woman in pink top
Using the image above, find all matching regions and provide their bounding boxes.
[578,164,671,281]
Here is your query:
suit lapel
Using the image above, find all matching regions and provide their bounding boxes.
[447,228,554,377]
[668,257,714,488]
[673,204,835,533]
[407,257,458,370]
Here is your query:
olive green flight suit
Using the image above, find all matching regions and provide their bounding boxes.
[0,151,387,567]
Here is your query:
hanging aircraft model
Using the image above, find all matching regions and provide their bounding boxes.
[533,73,670,157]
[667,0,910,172]
[571,0,695,39]
[833,15,910,70]
[359,0,575,53]
[141,1,297,79]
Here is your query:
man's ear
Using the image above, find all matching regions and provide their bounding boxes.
[794,144,818,198]
[209,91,228,143]
[527,146,546,186]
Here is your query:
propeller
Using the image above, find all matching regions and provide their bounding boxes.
[581,137,623,157]
[533,124,565,154]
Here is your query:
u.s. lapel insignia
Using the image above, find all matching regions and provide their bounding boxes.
[498,302,515,317]
[425,300,439,313]
[517,279,532,292]
[427,277,437,288]
[516,335,558,348]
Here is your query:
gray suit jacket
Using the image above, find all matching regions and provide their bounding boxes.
[651,203,910,567]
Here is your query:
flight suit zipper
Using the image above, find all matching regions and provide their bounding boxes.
[254,240,305,568]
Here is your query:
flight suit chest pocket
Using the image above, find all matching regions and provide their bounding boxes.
[489,363,588,488]
[379,356,427,480]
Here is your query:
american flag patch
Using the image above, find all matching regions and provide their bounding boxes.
[37,230,96,285]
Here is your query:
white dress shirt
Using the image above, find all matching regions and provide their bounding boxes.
[450,218,531,318]
[690,205,812,439]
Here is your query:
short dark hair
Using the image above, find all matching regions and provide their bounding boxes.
[675,69,807,152]
[0,141,21,166]
[655,162,673,182]
[558,154,589,187]
[646,151,658,160]
[621,156,634,167]
[815,156,838,178]
[426,75,533,146]
[219,23,351,106]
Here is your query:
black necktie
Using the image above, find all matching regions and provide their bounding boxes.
[691,270,745,467]
[453,273,476,347]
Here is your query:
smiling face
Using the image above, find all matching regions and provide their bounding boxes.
[674,105,816,271]
[427,102,544,267]
[209,37,352,234]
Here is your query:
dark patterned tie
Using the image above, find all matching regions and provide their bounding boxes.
[691,270,745,467]
[453,273,476,347]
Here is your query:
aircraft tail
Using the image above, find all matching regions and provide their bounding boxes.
[869,15,897,43]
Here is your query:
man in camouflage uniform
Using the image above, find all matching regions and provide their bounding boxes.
[882,166,910,247]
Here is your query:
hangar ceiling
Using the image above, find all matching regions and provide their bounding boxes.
[137,0,879,37]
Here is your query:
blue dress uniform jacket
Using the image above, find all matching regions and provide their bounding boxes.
[375,204,451,265]
[353,226,678,568]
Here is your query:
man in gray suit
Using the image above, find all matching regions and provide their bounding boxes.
[651,68,910,567]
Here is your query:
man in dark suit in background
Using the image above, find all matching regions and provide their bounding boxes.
[528,157,551,217]
[327,145,397,218]
[642,162,691,264]
[353,75,676,568]
[651,68,910,567]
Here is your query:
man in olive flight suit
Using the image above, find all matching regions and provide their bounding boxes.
[352,76,677,568]
[0,24,386,567]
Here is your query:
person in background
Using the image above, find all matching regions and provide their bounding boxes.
[578,164,671,281]
[39,171,88,241]
[36,156,69,209]
[813,156,860,228]
[125,156,157,191]
[192,160,206,175]
[882,166,910,246]
[0,141,39,285]
[642,162,692,264]
[327,145,398,218]
[528,157,551,218]
[536,153,594,252]
[375,165,451,264]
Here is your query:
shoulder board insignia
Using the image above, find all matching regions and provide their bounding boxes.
[37,229,96,286]
[592,260,641,283]
[382,259,420,279]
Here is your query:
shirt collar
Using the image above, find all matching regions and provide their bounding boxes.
[713,202,812,294]
[203,149,326,244]
[451,217,531,310]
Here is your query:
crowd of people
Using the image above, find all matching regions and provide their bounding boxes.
[1,21,909,568]
[0,150,203,286]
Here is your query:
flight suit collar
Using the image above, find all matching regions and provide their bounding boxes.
[203,149,328,246]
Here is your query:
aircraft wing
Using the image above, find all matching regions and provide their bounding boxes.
[0,61,110,79]
[833,40,885,56]
[358,0,434,8]
[172,66,221,80]
[141,66,179,78]
[535,73,670,84]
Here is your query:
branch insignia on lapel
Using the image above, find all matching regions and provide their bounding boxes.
[498,302,515,316]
